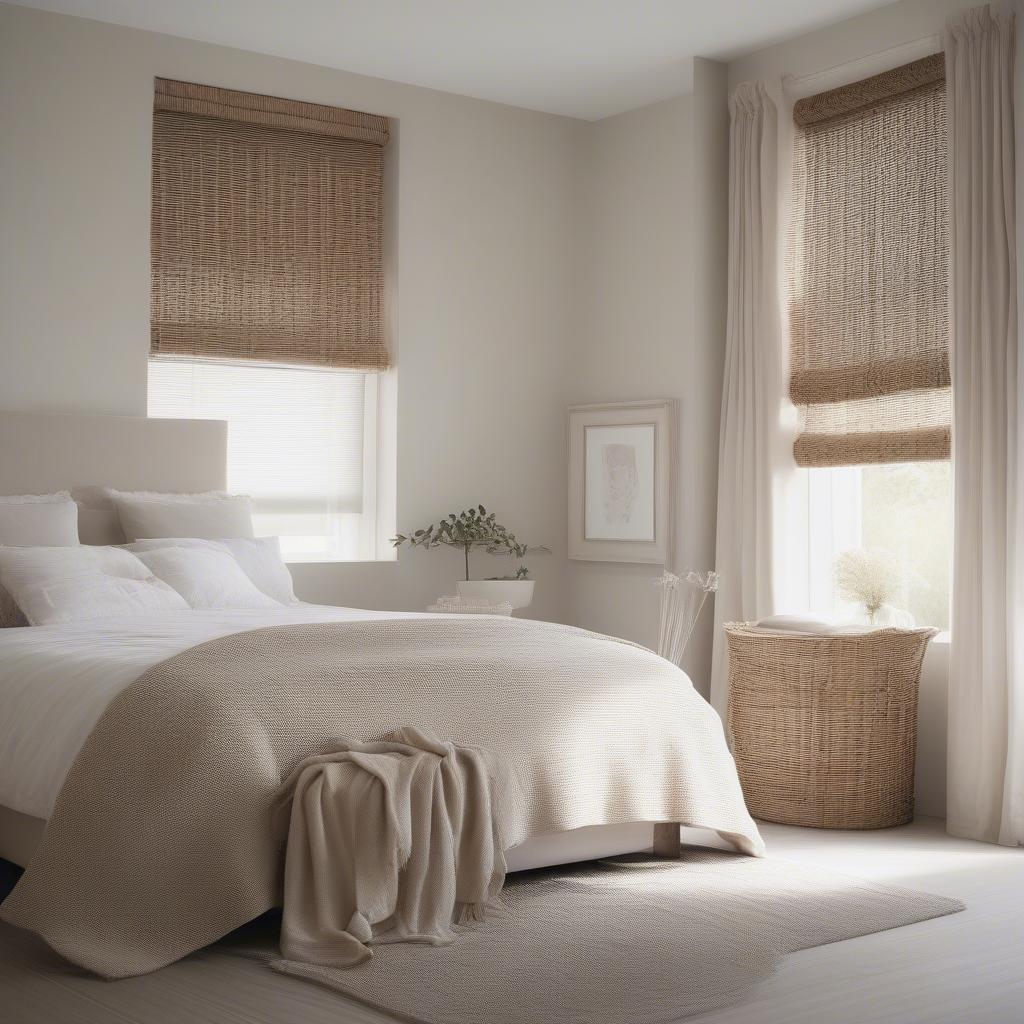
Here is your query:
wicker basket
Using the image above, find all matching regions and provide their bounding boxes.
[725,624,937,829]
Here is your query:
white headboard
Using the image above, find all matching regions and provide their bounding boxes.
[0,411,227,544]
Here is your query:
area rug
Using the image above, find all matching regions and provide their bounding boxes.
[268,849,964,1024]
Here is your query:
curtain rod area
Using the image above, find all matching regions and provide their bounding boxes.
[782,33,941,94]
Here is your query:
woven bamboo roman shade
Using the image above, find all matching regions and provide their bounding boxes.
[788,54,950,466]
[151,78,391,371]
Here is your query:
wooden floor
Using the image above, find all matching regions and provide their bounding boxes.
[2,817,1022,1024]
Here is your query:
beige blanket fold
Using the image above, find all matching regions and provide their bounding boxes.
[1,617,764,978]
[275,726,508,968]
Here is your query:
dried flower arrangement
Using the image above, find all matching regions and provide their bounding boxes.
[655,570,719,665]
[834,549,901,624]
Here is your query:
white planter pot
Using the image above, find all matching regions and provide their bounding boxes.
[456,579,535,610]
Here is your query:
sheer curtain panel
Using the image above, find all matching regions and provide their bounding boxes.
[945,3,1022,846]
[710,83,780,717]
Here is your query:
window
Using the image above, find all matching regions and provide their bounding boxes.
[806,462,951,629]
[148,361,377,562]
[790,55,952,629]
[148,80,393,562]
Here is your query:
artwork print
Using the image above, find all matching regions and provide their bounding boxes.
[584,423,656,541]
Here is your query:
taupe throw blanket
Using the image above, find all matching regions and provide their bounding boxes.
[276,726,507,967]
[2,617,764,978]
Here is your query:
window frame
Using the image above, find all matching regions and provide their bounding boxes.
[147,359,396,566]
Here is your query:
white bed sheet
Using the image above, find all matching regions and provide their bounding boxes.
[0,605,437,820]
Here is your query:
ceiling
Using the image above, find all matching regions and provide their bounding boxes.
[18,0,896,120]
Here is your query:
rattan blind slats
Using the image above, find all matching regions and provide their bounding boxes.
[789,54,950,467]
[151,79,390,372]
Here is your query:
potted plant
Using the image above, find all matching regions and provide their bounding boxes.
[392,506,546,610]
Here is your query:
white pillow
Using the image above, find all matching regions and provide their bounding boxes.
[0,546,188,626]
[106,490,255,542]
[0,492,81,627]
[0,491,80,546]
[128,537,298,605]
[214,537,298,605]
[132,546,282,610]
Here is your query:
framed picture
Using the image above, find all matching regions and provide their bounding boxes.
[568,399,675,564]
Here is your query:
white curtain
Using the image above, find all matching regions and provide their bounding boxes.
[710,83,780,717]
[946,4,1023,846]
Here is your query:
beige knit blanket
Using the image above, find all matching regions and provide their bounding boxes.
[275,726,507,968]
[1,617,763,978]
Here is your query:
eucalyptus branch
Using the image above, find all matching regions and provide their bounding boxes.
[392,505,546,581]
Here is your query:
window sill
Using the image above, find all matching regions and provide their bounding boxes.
[285,556,398,567]
[804,611,950,644]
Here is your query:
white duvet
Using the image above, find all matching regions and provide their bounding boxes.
[0,605,442,819]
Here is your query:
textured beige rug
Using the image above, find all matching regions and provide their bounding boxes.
[261,849,963,1024]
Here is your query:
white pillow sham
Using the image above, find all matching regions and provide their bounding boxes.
[0,491,80,546]
[106,489,255,542]
[0,546,188,626]
[132,545,281,610]
[0,492,81,627]
[128,537,298,605]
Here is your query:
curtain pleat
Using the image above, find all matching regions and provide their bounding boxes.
[945,3,1022,847]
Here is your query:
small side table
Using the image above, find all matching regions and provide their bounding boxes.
[725,624,937,829]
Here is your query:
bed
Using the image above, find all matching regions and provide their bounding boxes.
[0,410,762,977]
[0,604,746,869]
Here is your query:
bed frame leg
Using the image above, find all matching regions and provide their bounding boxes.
[652,822,681,859]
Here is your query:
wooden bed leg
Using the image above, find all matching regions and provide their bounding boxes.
[652,822,681,859]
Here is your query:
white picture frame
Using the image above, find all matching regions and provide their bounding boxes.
[568,399,675,564]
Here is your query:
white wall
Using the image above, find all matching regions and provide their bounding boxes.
[565,59,729,698]
[0,1,581,621]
